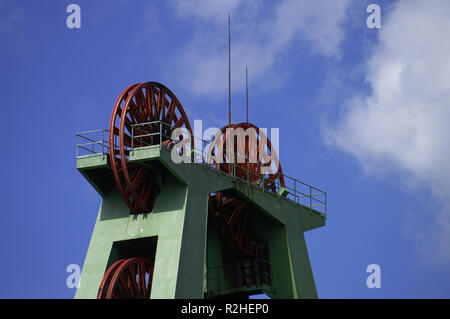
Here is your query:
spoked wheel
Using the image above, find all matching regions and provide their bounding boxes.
[209,193,255,257]
[109,82,193,213]
[109,83,139,212]
[97,257,154,299]
[97,259,126,299]
[208,122,285,191]
[207,122,285,258]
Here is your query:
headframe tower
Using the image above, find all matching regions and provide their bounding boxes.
[75,81,326,299]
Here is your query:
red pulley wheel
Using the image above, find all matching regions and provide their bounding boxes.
[97,257,154,299]
[97,259,126,299]
[109,82,193,213]
[208,122,285,258]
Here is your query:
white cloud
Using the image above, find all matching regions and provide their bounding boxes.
[169,0,351,96]
[0,1,23,34]
[171,0,241,22]
[270,0,349,57]
[328,0,450,263]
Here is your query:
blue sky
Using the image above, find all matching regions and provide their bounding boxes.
[1,0,450,298]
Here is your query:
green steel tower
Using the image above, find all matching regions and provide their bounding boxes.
[75,82,326,299]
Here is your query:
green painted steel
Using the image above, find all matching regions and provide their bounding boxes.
[75,145,325,299]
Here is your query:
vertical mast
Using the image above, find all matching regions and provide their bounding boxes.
[228,13,231,128]
[246,66,248,123]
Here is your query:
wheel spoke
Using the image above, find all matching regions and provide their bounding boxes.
[100,258,154,299]
[208,123,284,258]
[110,82,193,214]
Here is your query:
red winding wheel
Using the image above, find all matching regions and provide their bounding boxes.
[209,122,285,190]
[209,193,256,257]
[97,257,154,299]
[208,123,285,258]
[109,82,193,213]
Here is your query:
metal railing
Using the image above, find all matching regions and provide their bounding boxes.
[76,129,109,158]
[187,131,327,216]
[207,260,273,295]
[131,121,173,149]
[225,160,327,216]
[75,121,327,216]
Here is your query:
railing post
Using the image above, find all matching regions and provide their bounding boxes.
[142,124,145,147]
[310,187,312,209]
[76,134,78,158]
[203,139,206,165]
[294,179,297,203]
[102,130,105,159]
[247,163,250,186]
[277,171,280,192]
[233,157,235,180]
[191,132,195,164]
[160,121,162,146]
[261,173,264,193]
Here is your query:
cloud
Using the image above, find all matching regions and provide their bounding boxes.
[0,1,23,35]
[168,0,351,96]
[171,0,242,22]
[269,0,350,58]
[327,0,450,263]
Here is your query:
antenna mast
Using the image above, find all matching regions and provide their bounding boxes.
[228,13,231,128]
[246,66,248,123]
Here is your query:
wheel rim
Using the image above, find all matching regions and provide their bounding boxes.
[96,259,126,299]
[109,84,139,211]
[208,122,285,258]
[101,257,154,299]
[209,193,255,257]
[208,122,285,190]
[110,82,193,213]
